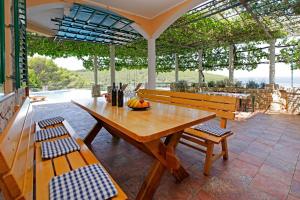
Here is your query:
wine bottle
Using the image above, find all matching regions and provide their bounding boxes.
[118,82,124,107]
[111,82,117,106]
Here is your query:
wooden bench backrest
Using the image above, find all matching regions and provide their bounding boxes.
[0,98,34,199]
[138,89,238,120]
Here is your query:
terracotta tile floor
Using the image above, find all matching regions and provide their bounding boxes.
[33,102,300,200]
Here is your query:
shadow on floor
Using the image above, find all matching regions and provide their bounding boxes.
[33,102,300,200]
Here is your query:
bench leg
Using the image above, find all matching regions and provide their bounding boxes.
[204,141,214,176]
[221,138,229,160]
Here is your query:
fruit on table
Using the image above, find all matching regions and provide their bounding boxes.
[127,98,150,108]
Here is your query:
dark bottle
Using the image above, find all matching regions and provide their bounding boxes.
[118,83,124,107]
[111,82,117,106]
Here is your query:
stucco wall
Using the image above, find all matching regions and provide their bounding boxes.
[0,88,26,133]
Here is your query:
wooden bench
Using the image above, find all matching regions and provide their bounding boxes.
[0,97,127,199]
[137,89,238,176]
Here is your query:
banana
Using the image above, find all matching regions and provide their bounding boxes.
[133,100,139,108]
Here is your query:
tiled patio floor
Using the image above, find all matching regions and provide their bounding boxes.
[33,102,300,200]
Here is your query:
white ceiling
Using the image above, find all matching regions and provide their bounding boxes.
[28,4,65,32]
[27,0,194,36]
[93,0,186,19]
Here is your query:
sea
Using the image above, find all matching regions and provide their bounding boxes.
[237,77,300,88]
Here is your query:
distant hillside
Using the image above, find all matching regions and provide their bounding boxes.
[74,69,227,87]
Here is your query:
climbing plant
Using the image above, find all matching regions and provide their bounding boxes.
[27,4,289,74]
[278,38,300,69]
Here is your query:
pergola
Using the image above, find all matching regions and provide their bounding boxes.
[23,0,207,90]
[1,0,299,93]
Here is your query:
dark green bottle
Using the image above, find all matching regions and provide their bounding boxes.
[118,83,124,107]
[111,82,117,106]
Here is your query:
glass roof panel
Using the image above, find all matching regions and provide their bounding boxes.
[52,3,141,45]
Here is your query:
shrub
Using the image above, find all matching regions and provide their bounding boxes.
[216,80,227,88]
[175,80,188,92]
[207,81,216,87]
[246,80,259,89]
[259,82,266,89]
[234,81,243,88]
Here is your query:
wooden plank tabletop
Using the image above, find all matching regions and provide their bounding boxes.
[72,98,216,143]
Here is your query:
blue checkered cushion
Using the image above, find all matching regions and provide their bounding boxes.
[49,164,118,200]
[41,137,80,159]
[38,116,64,128]
[35,126,68,142]
[194,122,232,137]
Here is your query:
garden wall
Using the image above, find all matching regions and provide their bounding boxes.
[281,88,300,114]
[199,87,275,111]
[0,88,27,133]
[170,84,299,113]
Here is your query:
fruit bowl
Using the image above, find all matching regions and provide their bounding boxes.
[128,106,150,111]
[127,98,151,111]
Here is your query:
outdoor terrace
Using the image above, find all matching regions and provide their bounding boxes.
[31,102,300,200]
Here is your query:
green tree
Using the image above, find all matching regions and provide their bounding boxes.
[28,57,89,90]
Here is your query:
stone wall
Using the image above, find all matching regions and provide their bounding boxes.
[0,88,27,133]
[200,87,274,111]
[281,88,300,114]
[170,84,298,113]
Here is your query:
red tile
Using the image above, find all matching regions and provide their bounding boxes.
[296,160,300,170]
[294,170,300,182]
[195,189,215,200]
[251,174,290,199]
[290,180,300,198]
[288,195,300,200]
[201,176,244,200]
[258,164,293,185]
[241,186,279,200]
[226,159,260,177]
[237,152,265,167]
[264,155,296,174]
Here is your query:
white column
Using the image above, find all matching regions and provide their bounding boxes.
[269,39,276,84]
[228,44,235,85]
[93,56,98,85]
[110,44,116,86]
[92,56,100,97]
[198,49,204,84]
[175,53,179,82]
[147,38,156,89]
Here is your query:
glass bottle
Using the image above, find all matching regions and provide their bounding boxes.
[118,82,124,107]
[111,82,117,106]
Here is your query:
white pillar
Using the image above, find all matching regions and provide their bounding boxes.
[93,56,98,85]
[92,56,100,97]
[110,44,116,86]
[175,53,179,82]
[269,39,276,84]
[228,44,235,85]
[147,38,156,89]
[198,49,204,84]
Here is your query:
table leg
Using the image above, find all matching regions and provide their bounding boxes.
[83,121,103,145]
[136,160,165,200]
[136,132,189,200]
[164,133,189,182]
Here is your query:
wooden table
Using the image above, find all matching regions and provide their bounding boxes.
[72,98,216,200]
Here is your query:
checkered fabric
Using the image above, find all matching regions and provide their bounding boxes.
[35,125,69,142]
[38,116,64,128]
[194,122,232,137]
[49,164,118,200]
[41,137,80,159]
